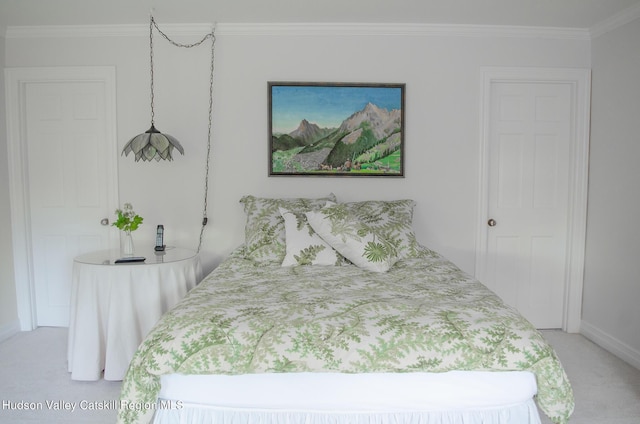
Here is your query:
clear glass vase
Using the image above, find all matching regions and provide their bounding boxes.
[122,230,134,257]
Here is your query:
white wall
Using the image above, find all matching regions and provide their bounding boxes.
[4,25,590,278]
[0,32,20,340]
[582,18,640,367]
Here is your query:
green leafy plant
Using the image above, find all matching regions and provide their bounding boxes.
[112,203,143,233]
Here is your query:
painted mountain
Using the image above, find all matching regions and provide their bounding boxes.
[271,102,402,174]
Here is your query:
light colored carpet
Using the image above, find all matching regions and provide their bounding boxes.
[0,327,120,423]
[538,330,640,424]
[0,327,639,423]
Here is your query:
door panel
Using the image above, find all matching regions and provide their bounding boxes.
[484,82,571,329]
[25,81,114,326]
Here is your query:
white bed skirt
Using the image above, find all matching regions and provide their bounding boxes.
[152,371,541,424]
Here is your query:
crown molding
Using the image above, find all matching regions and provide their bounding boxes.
[5,22,590,41]
[590,3,640,39]
[220,23,589,40]
[4,23,215,39]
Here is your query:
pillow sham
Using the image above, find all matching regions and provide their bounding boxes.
[279,207,345,267]
[239,194,337,264]
[339,199,425,259]
[305,203,398,273]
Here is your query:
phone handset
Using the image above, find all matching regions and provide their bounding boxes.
[155,225,165,251]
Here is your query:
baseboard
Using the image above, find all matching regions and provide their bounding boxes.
[0,319,21,343]
[581,320,640,370]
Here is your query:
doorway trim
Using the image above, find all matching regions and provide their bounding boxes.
[475,67,591,333]
[5,66,119,331]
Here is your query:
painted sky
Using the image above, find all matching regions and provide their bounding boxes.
[271,85,402,134]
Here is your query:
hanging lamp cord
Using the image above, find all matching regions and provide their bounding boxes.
[150,16,216,253]
[149,18,155,126]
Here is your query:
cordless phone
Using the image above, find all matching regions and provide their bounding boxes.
[155,225,165,251]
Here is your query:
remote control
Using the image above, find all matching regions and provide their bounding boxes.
[115,256,146,263]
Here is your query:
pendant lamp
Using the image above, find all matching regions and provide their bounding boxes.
[122,16,184,162]
[120,14,216,254]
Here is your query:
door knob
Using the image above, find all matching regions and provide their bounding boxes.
[487,218,497,227]
[100,218,109,226]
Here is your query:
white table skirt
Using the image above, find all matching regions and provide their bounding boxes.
[67,248,202,381]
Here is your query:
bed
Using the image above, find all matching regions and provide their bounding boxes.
[117,195,574,424]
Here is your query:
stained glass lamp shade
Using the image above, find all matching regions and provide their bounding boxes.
[122,124,184,162]
[122,16,184,162]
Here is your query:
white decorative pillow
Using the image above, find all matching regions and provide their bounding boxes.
[305,203,398,273]
[279,207,344,267]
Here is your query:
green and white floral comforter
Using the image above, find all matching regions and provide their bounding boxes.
[117,247,573,424]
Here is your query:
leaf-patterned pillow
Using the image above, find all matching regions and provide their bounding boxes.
[239,194,337,264]
[340,199,426,259]
[279,207,346,267]
[305,203,398,273]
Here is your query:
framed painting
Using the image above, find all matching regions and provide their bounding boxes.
[268,82,405,177]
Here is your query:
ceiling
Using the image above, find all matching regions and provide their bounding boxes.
[1,0,640,31]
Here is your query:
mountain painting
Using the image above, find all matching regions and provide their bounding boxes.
[268,82,405,176]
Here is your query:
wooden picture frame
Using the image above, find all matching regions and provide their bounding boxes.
[269,82,405,177]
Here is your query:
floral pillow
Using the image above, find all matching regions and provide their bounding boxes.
[279,207,345,267]
[305,202,398,273]
[340,199,426,259]
[239,194,337,264]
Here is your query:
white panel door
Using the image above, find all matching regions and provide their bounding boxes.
[25,81,115,326]
[484,81,572,329]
